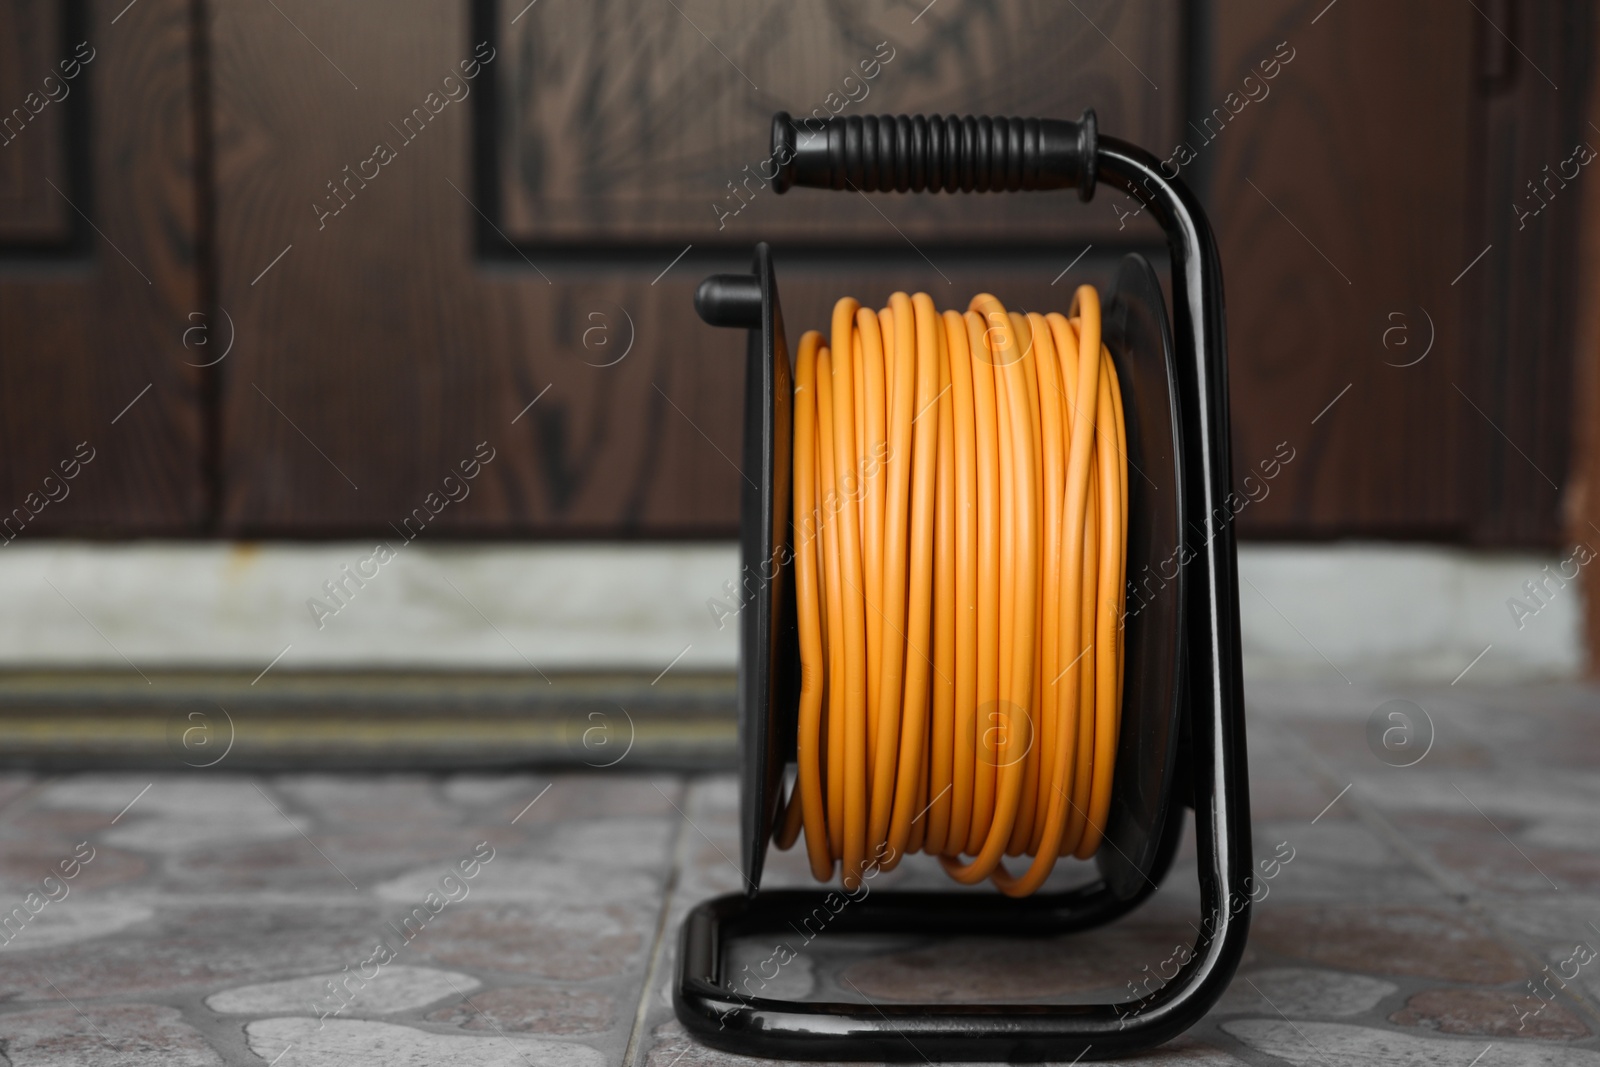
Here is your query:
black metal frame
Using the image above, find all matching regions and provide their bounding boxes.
[677,111,1251,1061]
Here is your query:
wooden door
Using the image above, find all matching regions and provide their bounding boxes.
[0,0,1585,547]
[1208,0,1590,546]
[0,0,207,536]
[209,0,1180,537]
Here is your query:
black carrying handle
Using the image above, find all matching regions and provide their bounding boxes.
[770,109,1097,200]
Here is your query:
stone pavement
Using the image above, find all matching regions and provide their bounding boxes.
[1,680,1598,1065]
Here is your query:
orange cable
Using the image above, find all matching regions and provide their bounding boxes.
[782,286,1126,897]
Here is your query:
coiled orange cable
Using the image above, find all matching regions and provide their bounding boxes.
[777,287,1127,897]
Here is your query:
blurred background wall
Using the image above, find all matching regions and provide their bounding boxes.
[0,0,1595,764]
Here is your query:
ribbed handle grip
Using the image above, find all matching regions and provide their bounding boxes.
[770,109,1097,201]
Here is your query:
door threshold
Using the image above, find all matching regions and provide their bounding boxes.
[0,670,735,771]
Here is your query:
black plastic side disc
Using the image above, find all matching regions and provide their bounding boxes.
[737,243,794,894]
[1097,252,1186,900]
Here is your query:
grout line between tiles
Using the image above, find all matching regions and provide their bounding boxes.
[621,773,692,1067]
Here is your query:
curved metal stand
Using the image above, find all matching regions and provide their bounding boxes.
[676,111,1252,1062]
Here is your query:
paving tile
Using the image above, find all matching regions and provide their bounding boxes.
[724,938,819,1001]
[1526,715,1600,771]
[1440,686,1600,771]
[1211,966,1397,1016]
[439,773,549,809]
[1252,905,1528,983]
[369,815,676,909]
[1386,810,1597,895]
[1574,967,1600,1008]
[1250,819,1445,904]
[839,921,1202,1002]
[0,772,39,811]
[164,826,504,893]
[1081,1034,1253,1065]
[1480,894,1600,946]
[1249,772,1350,823]
[0,899,153,954]
[0,905,377,1001]
[629,778,745,1067]
[32,776,224,815]
[272,775,461,826]
[2,683,1597,1065]
[1349,769,1600,823]
[502,814,677,878]
[376,816,672,983]
[33,778,327,842]
[1294,712,1497,773]
[374,852,659,908]
[206,964,479,1016]
[0,809,126,840]
[1390,987,1592,1040]
[0,1003,224,1066]
[416,900,651,981]
[641,1017,1249,1066]
[1225,1019,1600,1066]
[1526,819,1600,853]
[102,807,309,855]
[1110,1037,1254,1065]
[440,772,681,826]
[425,985,618,1035]
[1242,681,1393,722]
[0,840,149,894]
[244,1017,606,1067]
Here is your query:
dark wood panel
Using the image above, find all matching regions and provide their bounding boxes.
[493,0,1178,244]
[1569,7,1600,670]
[212,0,512,534]
[1461,0,1590,545]
[1206,0,1478,539]
[212,0,1585,543]
[0,0,74,242]
[213,0,1156,536]
[0,0,205,534]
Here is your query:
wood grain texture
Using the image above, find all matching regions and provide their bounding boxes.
[1462,0,1590,546]
[1205,0,1478,540]
[212,0,1149,536]
[211,0,1586,544]
[0,0,205,535]
[0,0,72,242]
[1567,6,1600,672]
[494,0,1179,244]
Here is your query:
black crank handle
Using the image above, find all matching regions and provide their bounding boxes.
[769,110,1097,201]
